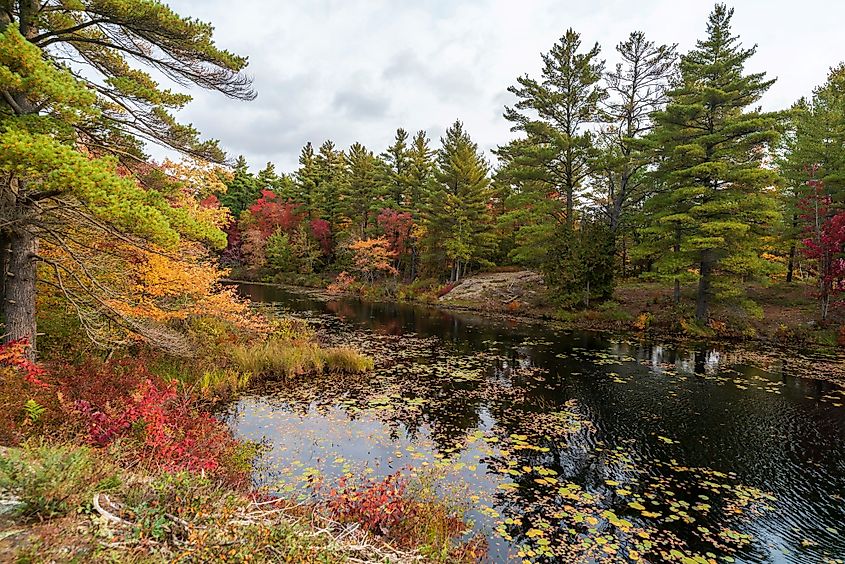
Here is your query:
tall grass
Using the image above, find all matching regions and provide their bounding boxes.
[230,339,373,378]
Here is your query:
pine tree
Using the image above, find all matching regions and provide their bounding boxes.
[294,143,320,215]
[590,32,677,234]
[425,121,494,281]
[381,128,412,209]
[779,65,845,290]
[406,130,435,215]
[639,4,781,321]
[314,140,347,225]
[0,2,252,353]
[220,156,259,218]
[343,143,382,236]
[504,28,605,227]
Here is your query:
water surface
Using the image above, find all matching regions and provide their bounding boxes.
[223,284,845,563]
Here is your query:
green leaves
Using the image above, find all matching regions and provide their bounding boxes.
[637,4,782,319]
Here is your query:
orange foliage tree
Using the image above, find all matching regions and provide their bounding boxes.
[349,238,399,283]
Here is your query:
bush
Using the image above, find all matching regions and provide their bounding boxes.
[544,221,615,309]
[0,442,120,519]
[324,472,485,562]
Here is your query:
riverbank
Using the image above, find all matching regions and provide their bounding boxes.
[228,272,845,382]
[0,304,486,562]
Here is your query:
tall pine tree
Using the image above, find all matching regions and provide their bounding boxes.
[425,121,494,282]
[381,128,412,210]
[639,4,781,321]
[503,28,605,227]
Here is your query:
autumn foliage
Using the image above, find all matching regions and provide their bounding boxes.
[349,237,398,282]
[0,342,252,487]
[798,179,845,319]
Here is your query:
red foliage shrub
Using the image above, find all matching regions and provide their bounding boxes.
[0,340,62,444]
[437,282,456,298]
[322,472,484,559]
[310,218,332,256]
[61,360,249,485]
[0,339,48,388]
[377,208,414,256]
[0,350,250,487]
[325,473,413,536]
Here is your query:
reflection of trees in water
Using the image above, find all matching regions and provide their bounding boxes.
[236,285,845,561]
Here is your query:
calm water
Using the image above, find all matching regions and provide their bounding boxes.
[224,283,845,563]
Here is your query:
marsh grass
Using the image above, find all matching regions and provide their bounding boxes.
[230,339,372,378]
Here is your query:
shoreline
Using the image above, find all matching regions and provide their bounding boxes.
[225,278,845,385]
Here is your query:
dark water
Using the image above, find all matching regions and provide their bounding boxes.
[223,283,845,563]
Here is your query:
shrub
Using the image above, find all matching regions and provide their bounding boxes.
[0,442,120,519]
[327,271,356,295]
[323,472,485,562]
[543,220,615,309]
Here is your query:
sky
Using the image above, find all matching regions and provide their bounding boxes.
[164,0,845,172]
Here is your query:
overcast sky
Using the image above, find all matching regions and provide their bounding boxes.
[165,0,845,172]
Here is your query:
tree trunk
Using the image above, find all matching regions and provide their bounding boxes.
[786,242,796,283]
[0,231,9,305]
[5,227,37,356]
[786,213,798,283]
[673,233,681,305]
[695,256,712,323]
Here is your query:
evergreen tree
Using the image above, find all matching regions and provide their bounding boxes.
[0,1,251,352]
[638,4,781,321]
[779,65,845,285]
[220,156,259,218]
[381,128,412,209]
[496,139,562,268]
[343,143,381,236]
[314,140,347,224]
[504,28,605,226]
[294,142,320,215]
[425,121,494,281]
[590,32,677,234]
[406,130,435,215]
[544,219,615,308]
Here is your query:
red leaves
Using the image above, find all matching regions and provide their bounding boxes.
[377,208,414,256]
[798,179,845,315]
[0,338,48,388]
[309,218,332,256]
[247,190,303,238]
[325,473,413,536]
[73,372,236,475]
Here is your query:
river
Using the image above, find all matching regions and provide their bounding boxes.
[222,283,845,563]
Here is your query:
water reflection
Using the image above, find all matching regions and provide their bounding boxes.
[224,284,845,563]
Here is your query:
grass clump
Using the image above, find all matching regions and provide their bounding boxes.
[231,339,373,378]
[321,347,375,373]
[0,442,120,520]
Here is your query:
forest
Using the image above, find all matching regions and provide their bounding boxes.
[1,1,845,563]
[215,5,845,333]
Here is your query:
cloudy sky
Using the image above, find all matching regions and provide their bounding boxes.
[166,0,845,171]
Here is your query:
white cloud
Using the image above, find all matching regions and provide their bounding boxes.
[160,0,845,170]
